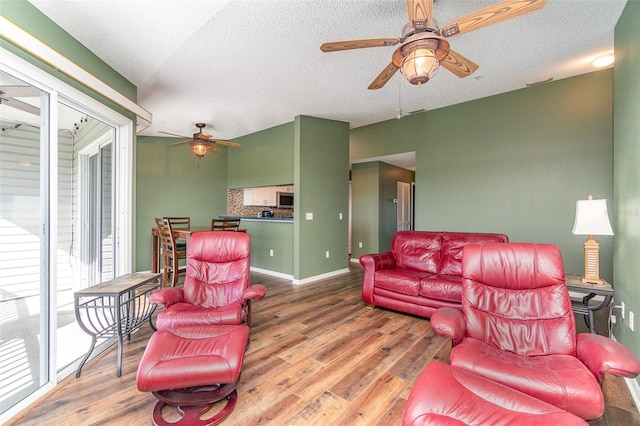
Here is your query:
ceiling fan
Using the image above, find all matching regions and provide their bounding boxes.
[159,122,241,158]
[320,0,546,90]
[0,85,41,115]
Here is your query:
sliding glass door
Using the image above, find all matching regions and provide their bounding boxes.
[0,71,49,416]
[0,51,133,422]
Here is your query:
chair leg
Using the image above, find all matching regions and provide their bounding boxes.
[162,256,170,288]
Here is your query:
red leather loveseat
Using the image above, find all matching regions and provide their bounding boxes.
[359,231,508,318]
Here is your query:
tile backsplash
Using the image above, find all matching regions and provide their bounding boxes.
[227,188,294,218]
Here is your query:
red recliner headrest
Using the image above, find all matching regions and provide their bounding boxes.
[462,243,565,289]
[188,231,250,263]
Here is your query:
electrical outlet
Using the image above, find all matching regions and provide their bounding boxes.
[269,249,274,257]
[630,311,635,331]
[339,213,343,220]
[305,212,313,220]
[621,301,626,320]
[358,242,363,248]
[325,251,330,258]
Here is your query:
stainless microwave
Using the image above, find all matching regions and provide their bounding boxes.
[276,192,293,208]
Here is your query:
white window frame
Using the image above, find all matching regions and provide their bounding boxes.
[78,131,115,289]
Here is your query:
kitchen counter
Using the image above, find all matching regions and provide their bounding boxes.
[220,215,293,223]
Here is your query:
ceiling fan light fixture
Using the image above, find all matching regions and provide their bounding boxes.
[191,142,208,158]
[400,48,439,86]
[592,54,614,68]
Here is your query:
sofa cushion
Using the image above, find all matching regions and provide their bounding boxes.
[420,275,463,303]
[375,268,434,297]
[439,232,508,276]
[391,231,442,274]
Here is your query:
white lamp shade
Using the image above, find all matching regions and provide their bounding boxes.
[572,198,614,236]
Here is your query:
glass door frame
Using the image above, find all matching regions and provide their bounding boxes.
[0,47,134,423]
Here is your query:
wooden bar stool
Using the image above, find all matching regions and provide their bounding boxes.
[155,218,186,287]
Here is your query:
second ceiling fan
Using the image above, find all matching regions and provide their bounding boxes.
[160,122,241,158]
[321,0,547,90]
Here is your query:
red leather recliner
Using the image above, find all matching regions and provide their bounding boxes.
[430,243,640,420]
[151,231,266,329]
[403,361,588,425]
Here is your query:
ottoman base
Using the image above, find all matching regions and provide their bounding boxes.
[152,385,238,426]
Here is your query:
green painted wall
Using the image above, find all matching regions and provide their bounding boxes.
[351,162,380,258]
[241,221,294,274]
[351,70,614,282]
[227,122,295,271]
[613,1,640,369]
[294,115,350,280]
[351,161,415,257]
[135,136,228,271]
[227,122,294,188]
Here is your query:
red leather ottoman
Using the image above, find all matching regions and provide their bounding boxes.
[403,361,588,426]
[137,325,249,426]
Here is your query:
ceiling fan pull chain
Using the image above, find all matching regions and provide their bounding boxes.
[397,78,403,119]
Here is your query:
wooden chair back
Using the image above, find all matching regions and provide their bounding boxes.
[155,218,186,287]
[211,218,241,231]
[164,217,190,231]
[164,217,189,249]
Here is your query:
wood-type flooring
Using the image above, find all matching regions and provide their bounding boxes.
[8,266,640,425]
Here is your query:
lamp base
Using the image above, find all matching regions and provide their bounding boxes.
[582,235,604,285]
[581,275,604,285]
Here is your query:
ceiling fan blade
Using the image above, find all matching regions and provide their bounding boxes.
[211,139,241,148]
[368,62,400,90]
[440,50,479,78]
[0,97,40,115]
[406,0,434,30]
[159,130,191,138]
[205,144,219,152]
[170,140,191,146]
[0,85,41,97]
[321,38,400,52]
[438,0,546,38]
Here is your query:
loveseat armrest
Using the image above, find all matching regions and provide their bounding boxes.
[359,252,396,305]
[576,333,640,382]
[150,287,185,307]
[243,284,266,301]
[431,307,466,346]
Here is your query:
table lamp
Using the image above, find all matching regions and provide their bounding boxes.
[572,195,614,285]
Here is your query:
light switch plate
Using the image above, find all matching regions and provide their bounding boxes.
[305,212,313,220]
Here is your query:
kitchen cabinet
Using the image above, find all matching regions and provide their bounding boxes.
[243,188,254,205]
[244,186,277,206]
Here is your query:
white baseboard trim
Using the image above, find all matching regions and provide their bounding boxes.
[249,266,293,281]
[611,334,640,408]
[291,268,351,285]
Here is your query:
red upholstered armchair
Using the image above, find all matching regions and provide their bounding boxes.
[151,231,266,330]
[430,243,640,420]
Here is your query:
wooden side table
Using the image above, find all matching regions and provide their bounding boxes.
[565,274,614,334]
[74,272,161,377]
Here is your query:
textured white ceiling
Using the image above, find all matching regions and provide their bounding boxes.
[28,0,627,145]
